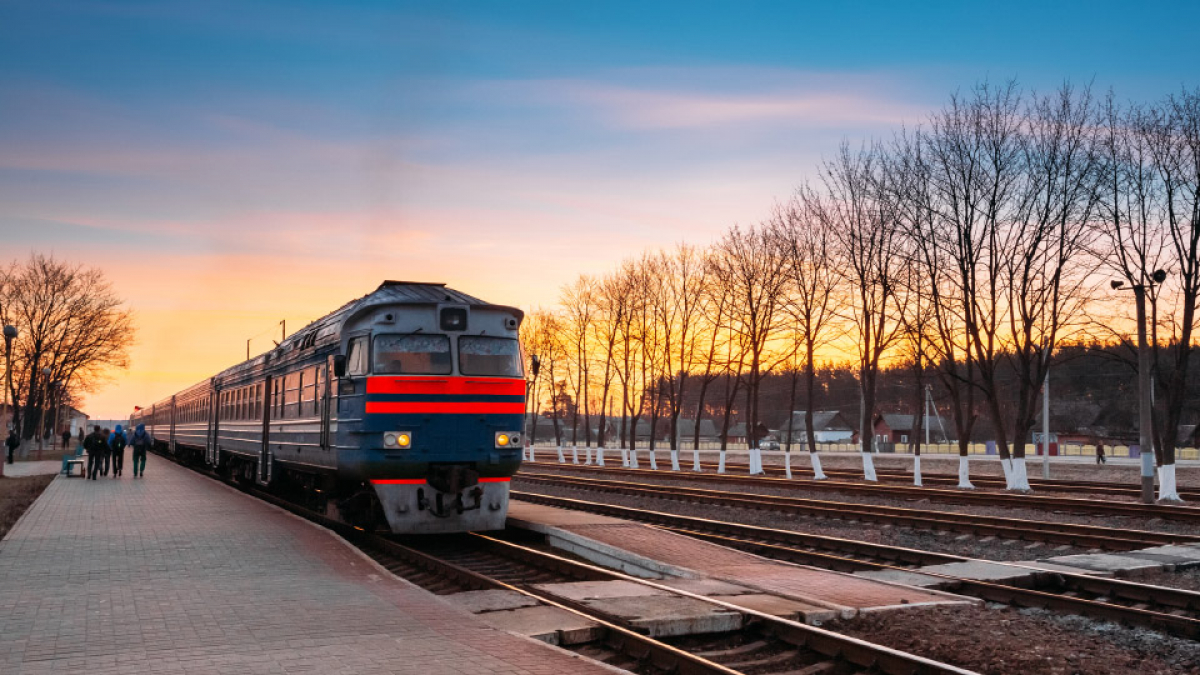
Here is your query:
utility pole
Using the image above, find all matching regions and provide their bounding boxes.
[1134,284,1155,504]
[1042,347,1051,480]
[3,325,16,465]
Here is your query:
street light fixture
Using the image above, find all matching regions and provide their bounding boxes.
[1112,269,1168,504]
[3,325,15,464]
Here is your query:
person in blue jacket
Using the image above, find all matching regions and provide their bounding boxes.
[129,424,152,478]
[108,425,128,478]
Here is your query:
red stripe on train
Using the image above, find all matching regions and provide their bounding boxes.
[365,401,525,415]
[367,376,525,396]
[371,477,511,485]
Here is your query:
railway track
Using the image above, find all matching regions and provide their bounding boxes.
[150,448,976,675]
[511,491,1200,641]
[517,470,1197,550]
[523,460,1200,525]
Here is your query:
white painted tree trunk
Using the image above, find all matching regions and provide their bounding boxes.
[810,453,827,480]
[596,447,605,466]
[861,452,877,481]
[1007,457,1032,491]
[1158,464,1183,502]
[571,446,579,464]
[957,455,974,488]
[913,455,922,486]
[670,449,680,472]
[692,449,702,472]
[528,445,536,462]
[629,449,639,469]
[556,445,565,463]
[750,447,763,475]
[620,448,629,467]
[648,449,657,470]
[585,447,593,465]
[1000,456,1013,486]
[784,451,793,479]
[717,450,727,474]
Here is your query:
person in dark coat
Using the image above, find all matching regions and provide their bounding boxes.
[108,425,128,478]
[84,426,106,480]
[61,428,72,450]
[1095,440,1106,465]
[5,429,18,464]
[129,424,152,478]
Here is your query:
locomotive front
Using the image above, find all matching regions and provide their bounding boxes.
[337,295,525,534]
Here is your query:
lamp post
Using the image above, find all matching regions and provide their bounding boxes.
[37,366,50,459]
[3,325,15,464]
[50,380,62,452]
[1112,269,1167,504]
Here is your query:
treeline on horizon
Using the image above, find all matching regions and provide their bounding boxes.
[528,340,1200,447]
[520,79,1200,469]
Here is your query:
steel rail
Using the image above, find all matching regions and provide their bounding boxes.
[663,527,1200,640]
[509,492,1200,641]
[663,457,1200,500]
[523,460,1200,523]
[517,471,1195,550]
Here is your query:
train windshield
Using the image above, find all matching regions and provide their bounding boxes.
[373,334,452,375]
[458,336,523,377]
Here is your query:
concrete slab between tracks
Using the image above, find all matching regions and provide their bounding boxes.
[1042,552,1174,574]
[508,500,978,622]
[0,460,626,675]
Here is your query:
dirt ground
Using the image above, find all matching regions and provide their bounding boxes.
[831,604,1200,674]
[0,474,54,540]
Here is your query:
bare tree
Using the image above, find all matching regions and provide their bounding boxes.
[657,244,708,470]
[708,224,791,474]
[1000,84,1103,489]
[820,143,905,481]
[777,192,842,479]
[0,254,133,441]
[560,276,598,455]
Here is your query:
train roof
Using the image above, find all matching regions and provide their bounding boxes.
[137,281,521,410]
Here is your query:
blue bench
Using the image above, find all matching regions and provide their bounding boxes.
[61,447,86,477]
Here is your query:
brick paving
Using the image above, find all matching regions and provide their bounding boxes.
[0,461,623,675]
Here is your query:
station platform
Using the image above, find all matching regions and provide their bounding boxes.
[507,501,975,619]
[0,461,622,675]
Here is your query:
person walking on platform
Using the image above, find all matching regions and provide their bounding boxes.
[99,427,112,476]
[61,428,72,451]
[84,426,105,480]
[108,425,128,477]
[1095,440,1106,465]
[5,429,18,464]
[129,424,151,478]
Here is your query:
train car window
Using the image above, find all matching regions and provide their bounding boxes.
[458,337,524,377]
[285,372,301,419]
[346,337,369,376]
[301,368,317,416]
[373,334,451,375]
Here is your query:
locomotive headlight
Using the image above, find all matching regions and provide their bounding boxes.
[384,431,412,449]
[495,432,521,448]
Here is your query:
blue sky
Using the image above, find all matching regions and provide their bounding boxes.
[2,0,1197,415]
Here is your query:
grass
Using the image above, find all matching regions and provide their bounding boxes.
[0,473,54,540]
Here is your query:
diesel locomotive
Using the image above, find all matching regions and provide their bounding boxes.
[130,281,528,534]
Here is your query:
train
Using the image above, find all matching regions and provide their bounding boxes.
[130,281,529,534]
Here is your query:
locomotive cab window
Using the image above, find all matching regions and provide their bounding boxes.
[346,336,369,376]
[373,334,452,375]
[458,336,523,377]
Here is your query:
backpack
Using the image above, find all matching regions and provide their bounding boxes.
[111,434,127,452]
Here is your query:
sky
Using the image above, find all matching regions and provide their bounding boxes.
[2,0,1198,417]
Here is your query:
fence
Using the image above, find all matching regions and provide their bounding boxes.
[529,439,1200,461]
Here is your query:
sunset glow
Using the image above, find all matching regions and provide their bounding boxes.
[2,1,1196,418]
